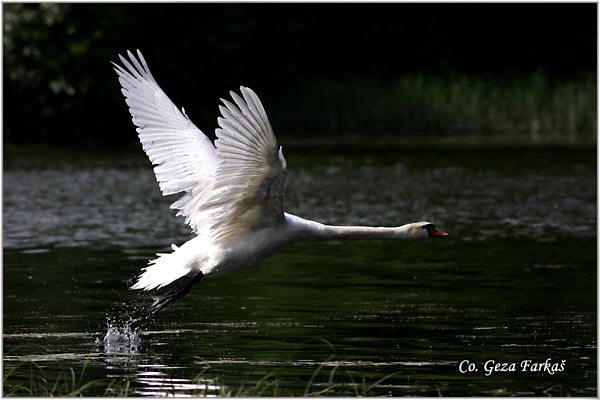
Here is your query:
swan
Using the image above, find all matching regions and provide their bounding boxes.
[113,50,448,314]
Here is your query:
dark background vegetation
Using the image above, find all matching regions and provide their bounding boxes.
[3,3,597,146]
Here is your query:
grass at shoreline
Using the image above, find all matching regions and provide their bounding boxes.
[272,72,597,146]
[3,355,582,397]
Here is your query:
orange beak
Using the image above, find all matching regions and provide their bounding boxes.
[426,225,449,238]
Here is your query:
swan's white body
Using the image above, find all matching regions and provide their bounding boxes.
[113,50,447,296]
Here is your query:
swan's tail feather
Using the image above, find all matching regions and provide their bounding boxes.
[131,247,190,291]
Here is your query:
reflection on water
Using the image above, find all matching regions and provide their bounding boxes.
[3,146,597,396]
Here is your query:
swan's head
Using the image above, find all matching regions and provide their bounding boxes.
[420,222,448,239]
[402,222,449,239]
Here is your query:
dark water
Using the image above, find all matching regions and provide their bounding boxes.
[3,146,597,396]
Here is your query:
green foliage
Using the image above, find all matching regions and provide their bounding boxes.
[3,3,124,144]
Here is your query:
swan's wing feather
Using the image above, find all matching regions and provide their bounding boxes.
[115,52,285,239]
[209,87,287,241]
[113,50,218,232]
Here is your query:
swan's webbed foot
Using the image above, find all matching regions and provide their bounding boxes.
[148,290,179,314]
[147,272,204,314]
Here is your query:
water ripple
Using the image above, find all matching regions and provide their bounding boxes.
[3,151,595,250]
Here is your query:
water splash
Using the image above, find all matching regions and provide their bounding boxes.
[103,315,141,354]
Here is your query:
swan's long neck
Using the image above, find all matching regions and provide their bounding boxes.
[284,213,427,242]
[317,224,417,240]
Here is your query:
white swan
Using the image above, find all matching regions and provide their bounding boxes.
[113,50,448,313]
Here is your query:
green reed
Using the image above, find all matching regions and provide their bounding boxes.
[272,72,596,145]
[3,359,130,397]
[4,357,399,397]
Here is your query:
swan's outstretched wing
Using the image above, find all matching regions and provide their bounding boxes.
[208,87,287,241]
[114,51,286,240]
[113,50,219,233]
